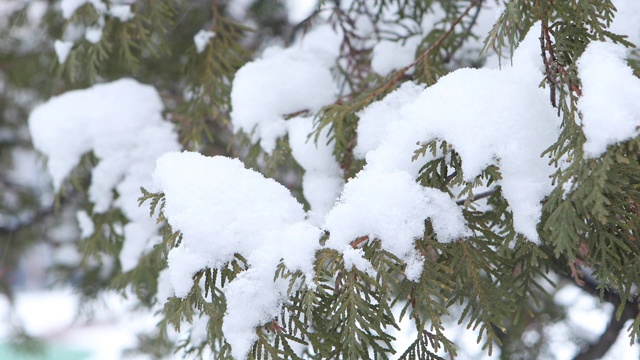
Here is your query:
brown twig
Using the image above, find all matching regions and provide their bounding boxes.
[455,188,496,205]
[350,235,369,249]
[571,274,640,360]
[350,0,483,105]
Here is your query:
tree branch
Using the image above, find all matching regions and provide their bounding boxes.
[567,274,639,360]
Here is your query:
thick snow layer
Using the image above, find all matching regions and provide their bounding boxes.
[334,23,560,246]
[153,151,322,359]
[29,78,181,271]
[325,168,468,280]
[230,46,337,153]
[287,116,343,223]
[577,41,640,157]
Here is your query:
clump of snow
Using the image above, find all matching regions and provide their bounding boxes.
[153,151,322,359]
[285,0,317,23]
[325,168,468,280]
[61,0,107,19]
[295,23,343,68]
[230,46,337,153]
[28,78,181,272]
[59,0,134,46]
[328,22,559,253]
[84,25,103,44]
[193,30,216,54]
[230,40,343,221]
[109,4,133,21]
[341,245,375,276]
[54,40,74,64]
[355,81,425,158]
[577,41,640,158]
[76,210,95,238]
[287,116,343,224]
[61,0,90,19]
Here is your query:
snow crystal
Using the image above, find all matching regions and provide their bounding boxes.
[28,78,181,272]
[153,151,322,359]
[54,40,74,64]
[230,46,337,153]
[577,41,640,158]
[193,29,216,54]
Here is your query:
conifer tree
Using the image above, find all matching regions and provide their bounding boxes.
[3,0,640,359]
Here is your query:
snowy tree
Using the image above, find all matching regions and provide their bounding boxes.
[3,0,640,358]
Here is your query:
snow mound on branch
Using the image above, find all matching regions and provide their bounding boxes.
[326,23,560,256]
[28,78,180,271]
[231,45,343,220]
[230,46,337,154]
[152,151,322,359]
[577,41,640,158]
[286,116,343,225]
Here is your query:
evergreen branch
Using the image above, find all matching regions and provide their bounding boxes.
[570,274,639,360]
[364,0,482,102]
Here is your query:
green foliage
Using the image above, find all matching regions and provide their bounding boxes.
[4,0,640,359]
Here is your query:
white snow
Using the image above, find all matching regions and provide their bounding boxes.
[85,26,103,44]
[371,36,422,76]
[286,116,343,224]
[336,23,560,245]
[341,245,376,276]
[577,41,640,157]
[76,210,95,238]
[610,0,640,47]
[193,29,216,54]
[60,0,89,19]
[230,46,337,153]
[295,23,342,68]
[28,78,181,272]
[108,4,133,22]
[325,168,467,281]
[54,40,74,64]
[152,151,322,359]
[60,0,107,19]
[60,0,132,45]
